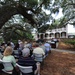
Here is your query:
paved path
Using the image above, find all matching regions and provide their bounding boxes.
[51,48,75,54]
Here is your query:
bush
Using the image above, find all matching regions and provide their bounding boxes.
[64,40,75,45]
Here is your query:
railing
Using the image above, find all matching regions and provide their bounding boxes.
[50,28,66,33]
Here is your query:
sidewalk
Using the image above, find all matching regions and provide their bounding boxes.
[51,48,75,54]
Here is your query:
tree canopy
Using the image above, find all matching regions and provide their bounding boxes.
[0,0,75,41]
[0,0,50,28]
[0,0,75,29]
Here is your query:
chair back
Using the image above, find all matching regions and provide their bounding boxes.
[2,61,13,70]
[0,59,13,74]
[33,53,44,62]
[16,63,33,73]
[0,58,3,62]
[13,50,19,58]
[0,59,13,68]
[0,53,3,59]
[13,50,19,54]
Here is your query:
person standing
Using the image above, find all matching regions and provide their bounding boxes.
[44,41,51,55]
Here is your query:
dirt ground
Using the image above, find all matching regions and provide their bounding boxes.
[57,42,75,50]
[41,51,75,75]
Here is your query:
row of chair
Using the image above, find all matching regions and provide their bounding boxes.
[0,52,45,75]
[13,50,45,63]
[0,59,34,75]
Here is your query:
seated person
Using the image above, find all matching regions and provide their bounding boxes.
[0,42,6,54]
[14,43,19,50]
[39,42,46,55]
[33,44,45,55]
[33,44,45,67]
[17,48,40,75]
[2,46,16,74]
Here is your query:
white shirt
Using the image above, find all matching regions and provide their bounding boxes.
[33,47,45,55]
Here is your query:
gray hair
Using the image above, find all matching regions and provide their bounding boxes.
[22,48,30,57]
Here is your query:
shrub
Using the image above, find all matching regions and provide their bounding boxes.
[64,40,75,45]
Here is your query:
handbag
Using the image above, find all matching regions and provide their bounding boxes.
[12,63,20,75]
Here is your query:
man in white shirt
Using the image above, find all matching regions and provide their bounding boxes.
[33,44,45,56]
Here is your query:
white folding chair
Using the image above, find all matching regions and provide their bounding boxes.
[16,63,34,75]
[13,50,19,54]
[33,53,44,62]
[0,59,3,62]
[0,59,13,74]
[0,53,3,59]
[13,50,19,58]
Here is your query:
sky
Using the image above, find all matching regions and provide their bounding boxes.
[67,24,75,34]
[42,8,64,25]
[51,8,63,19]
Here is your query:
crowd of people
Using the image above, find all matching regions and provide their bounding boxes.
[0,39,51,75]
